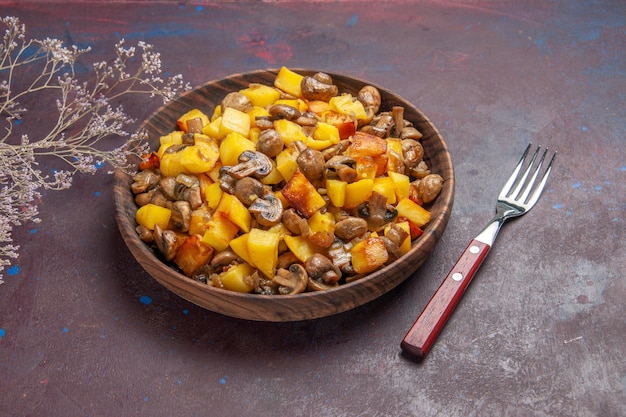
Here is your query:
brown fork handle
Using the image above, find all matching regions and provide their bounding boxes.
[401,239,491,359]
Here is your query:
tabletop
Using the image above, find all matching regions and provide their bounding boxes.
[0,1,624,416]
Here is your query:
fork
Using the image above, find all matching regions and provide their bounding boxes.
[401,143,556,360]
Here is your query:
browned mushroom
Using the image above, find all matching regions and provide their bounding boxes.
[269,103,301,121]
[170,200,192,232]
[210,249,241,272]
[391,106,405,137]
[357,191,398,231]
[402,138,424,169]
[135,224,153,243]
[256,129,284,158]
[400,126,423,140]
[185,118,204,134]
[327,239,354,276]
[305,253,341,285]
[357,85,381,124]
[334,216,368,241]
[325,155,358,183]
[131,169,161,194]
[254,116,274,130]
[300,73,339,102]
[415,174,444,203]
[282,208,310,236]
[380,236,402,263]
[233,177,265,206]
[248,193,283,227]
[218,167,237,194]
[221,91,253,113]
[226,150,273,179]
[153,224,183,261]
[296,147,325,181]
[385,222,409,247]
[272,264,308,295]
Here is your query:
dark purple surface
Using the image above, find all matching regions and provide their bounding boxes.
[0,1,624,416]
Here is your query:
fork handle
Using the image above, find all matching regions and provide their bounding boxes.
[401,239,491,359]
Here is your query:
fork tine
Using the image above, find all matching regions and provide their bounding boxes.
[519,147,548,202]
[498,143,531,200]
[524,149,556,208]
[510,146,541,200]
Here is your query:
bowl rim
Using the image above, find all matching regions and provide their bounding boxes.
[114,68,455,320]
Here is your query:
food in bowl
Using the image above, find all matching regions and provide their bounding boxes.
[129,67,444,296]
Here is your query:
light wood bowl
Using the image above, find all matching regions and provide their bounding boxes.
[114,69,454,322]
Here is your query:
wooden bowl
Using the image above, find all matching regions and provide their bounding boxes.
[114,69,454,322]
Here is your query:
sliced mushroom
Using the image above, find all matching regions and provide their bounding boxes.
[153,224,182,261]
[218,166,237,194]
[248,193,283,227]
[221,91,253,113]
[282,208,310,236]
[385,222,410,248]
[305,253,341,285]
[131,169,161,194]
[380,236,402,263]
[226,150,273,179]
[334,216,368,241]
[410,160,431,179]
[269,103,301,121]
[272,264,308,295]
[297,147,325,181]
[233,177,265,206]
[181,132,196,145]
[210,249,241,272]
[325,155,358,183]
[185,118,204,134]
[170,200,192,232]
[277,251,300,270]
[256,129,284,158]
[135,224,153,243]
[300,74,339,102]
[255,116,274,130]
[357,191,398,231]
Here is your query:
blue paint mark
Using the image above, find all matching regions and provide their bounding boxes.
[219,377,227,385]
[144,397,149,402]
[7,266,19,275]
[621,166,626,171]
[63,327,69,333]
[30,228,37,234]
[346,13,358,27]
[95,161,105,169]
[595,185,602,191]
[553,203,563,209]
[581,126,588,131]
[573,182,582,189]
[0,328,5,339]
[139,295,153,305]
[182,309,189,316]
[15,119,21,125]
[95,191,101,197]
[196,5,203,12]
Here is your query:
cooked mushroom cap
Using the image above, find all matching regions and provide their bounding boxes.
[170,200,192,232]
[416,174,444,203]
[221,92,253,113]
[234,177,265,206]
[131,169,161,194]
[256,129,284,158]
[297,148,325,181]
[334,216,368,241]
[269,103,301,121]
[227,150,273,179]
[301,75,339,102]
[153,224,181,261]
[248,193,283,227]
[402,139,424,168]
[272,264,308,295]
[305,253,341,284]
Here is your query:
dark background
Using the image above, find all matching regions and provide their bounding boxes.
[1,1,624,416]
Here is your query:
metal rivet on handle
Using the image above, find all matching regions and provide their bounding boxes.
[452,272,463,281]
[469,245,480,254]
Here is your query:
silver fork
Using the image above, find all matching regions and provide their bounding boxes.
[401,144,556,360]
